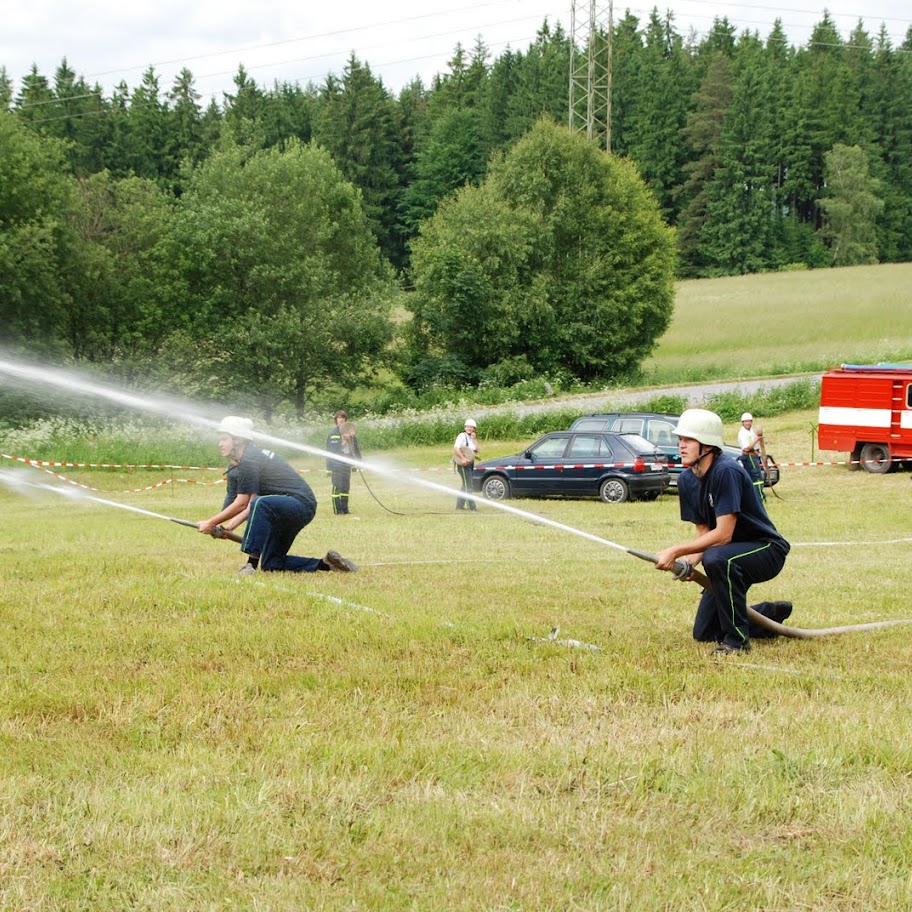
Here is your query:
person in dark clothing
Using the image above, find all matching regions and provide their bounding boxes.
[326,410,361,516]
[199,416,357,574]
[654,409,792,655]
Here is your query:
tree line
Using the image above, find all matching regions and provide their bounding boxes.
[2,11,911,413]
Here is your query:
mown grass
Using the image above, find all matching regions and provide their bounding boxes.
[3,411,912,910]
[642,262,912,383]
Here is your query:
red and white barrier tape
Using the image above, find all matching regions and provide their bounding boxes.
[1,455,223,470]
[1,453,227,494]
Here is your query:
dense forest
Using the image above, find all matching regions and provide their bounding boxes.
[2,10,911,412]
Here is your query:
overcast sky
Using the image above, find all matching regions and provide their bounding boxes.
[3,0,911,101]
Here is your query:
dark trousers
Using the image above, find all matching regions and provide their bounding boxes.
[331,466,352,514]
[456,463,476,511]
[693,541,788,649]
[241,494,322,572]
[738,454,766,502]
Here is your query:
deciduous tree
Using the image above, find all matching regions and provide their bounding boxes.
[407,119,675,386]
[818,143,883,265]
[167,140,396,415]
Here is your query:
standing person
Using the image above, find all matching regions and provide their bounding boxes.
[326,410,361,516]
[453,418,480,512]
[199,416,357,574]
[737,412,765,500]
[654,409,793,655]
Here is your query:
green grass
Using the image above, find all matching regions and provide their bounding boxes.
[4,413,912,910]
[642,262,912,384]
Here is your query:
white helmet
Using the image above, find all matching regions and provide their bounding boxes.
[741,412,753,422]
[673,409,725,449]
[217,416,254,439]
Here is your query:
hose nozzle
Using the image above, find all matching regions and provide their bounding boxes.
[672,559,694,581]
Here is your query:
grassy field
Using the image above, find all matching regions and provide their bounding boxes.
[3,409,912,910]
[643,262,912,383]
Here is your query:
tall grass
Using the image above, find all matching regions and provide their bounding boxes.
[0,380,821,462]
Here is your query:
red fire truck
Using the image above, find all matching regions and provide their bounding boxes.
[817,364,912,473]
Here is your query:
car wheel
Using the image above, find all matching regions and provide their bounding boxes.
[599,478,629,503]
[860,442,892,474]
[482,474,511,500]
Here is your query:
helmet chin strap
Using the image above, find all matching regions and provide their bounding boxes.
[684,447,713,470]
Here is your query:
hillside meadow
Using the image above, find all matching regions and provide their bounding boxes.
[3,405,912,910]
[643,261,912,383]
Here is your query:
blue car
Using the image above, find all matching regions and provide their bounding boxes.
[472,431,670,503]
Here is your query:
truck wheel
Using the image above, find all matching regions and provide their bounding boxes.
[860,443,892,474]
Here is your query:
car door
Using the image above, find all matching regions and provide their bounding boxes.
[512,434,570,496]
[562,434,614,494]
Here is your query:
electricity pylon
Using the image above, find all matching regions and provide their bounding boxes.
[568,0,613,151]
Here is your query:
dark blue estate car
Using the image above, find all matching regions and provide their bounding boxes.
[568,413,780,488]
[472,431,670,503]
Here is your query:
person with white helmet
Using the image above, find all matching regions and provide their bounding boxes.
[198,416,357,574]
[453,418,481,512]
[654,408,792,655]
[737,412,765,498]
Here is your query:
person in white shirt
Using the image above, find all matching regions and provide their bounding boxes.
[453,418,480,512]
[737,412,765,500]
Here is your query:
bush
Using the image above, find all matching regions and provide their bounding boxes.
[706,380,819,423]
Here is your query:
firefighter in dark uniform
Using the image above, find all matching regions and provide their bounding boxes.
[326,410,361,516]
[199,416,356,574]
[654,409,792,655]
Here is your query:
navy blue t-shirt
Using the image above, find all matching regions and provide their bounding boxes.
[678,453,789,552]
[224,446,315,505]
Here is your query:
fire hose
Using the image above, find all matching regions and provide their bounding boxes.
[168,515,243,543]
[626,548,912,639]
[6,474,909,640]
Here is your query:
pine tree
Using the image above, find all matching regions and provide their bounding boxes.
[607,13,643,157]
[0,67,11,110]
[864,28,912,261]
[166,68,206,185]
[222,64,267,149]
[313,55,408,267]
[677,53,735,274]
[699,47,776,274]
[625,11,696,223]
[14,65,55,129]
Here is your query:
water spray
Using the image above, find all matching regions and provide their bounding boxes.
[0,472,242,543]
[3,355,912,640]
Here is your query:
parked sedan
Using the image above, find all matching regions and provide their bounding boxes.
[472,431,670,503]
[568,412,780,488]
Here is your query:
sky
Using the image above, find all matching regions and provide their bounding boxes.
[3,0,911,101]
